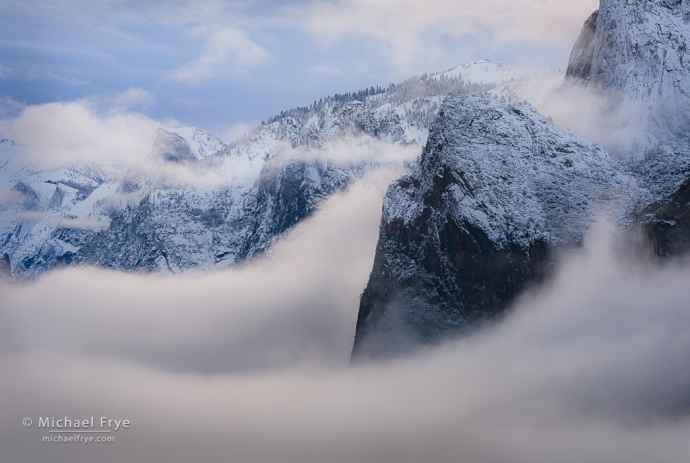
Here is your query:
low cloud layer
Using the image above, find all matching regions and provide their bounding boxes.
[1,173,690,462]
[0,93,171,166]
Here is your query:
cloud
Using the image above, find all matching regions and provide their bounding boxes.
[307,64,342,77]
[0,169,396,372]
[271,134,422,165]
[0,97,26,119]
[109,87,156,111]
[0,64,11,78]
[220,121,254,143]
[1,178,690,462]
[0,96,166,166]
[169,26,270,85]
[537,84,659,155]
[296,0,598,69]
[56,217,110,230]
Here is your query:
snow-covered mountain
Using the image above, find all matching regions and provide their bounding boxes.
[0,138,126,277]
[566,0,690,140]
[1,61,556,279]
[351,94,644,359]
[351,0,690,359]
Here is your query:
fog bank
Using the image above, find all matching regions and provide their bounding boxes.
[1,178,690,462]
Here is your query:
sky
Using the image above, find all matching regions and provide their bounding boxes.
[0,0,598,140]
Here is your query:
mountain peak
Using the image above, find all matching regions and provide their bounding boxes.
[150,127,225,163]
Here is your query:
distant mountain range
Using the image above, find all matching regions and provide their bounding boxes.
[0,60,558,279]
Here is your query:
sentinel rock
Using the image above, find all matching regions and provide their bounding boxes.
[351,94,640,360]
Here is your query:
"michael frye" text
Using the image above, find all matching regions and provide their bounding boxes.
[38,417,130,431]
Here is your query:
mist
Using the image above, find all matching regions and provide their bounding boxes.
[2,169,690,462]
[537,85,660,156]
[0,93,176,167]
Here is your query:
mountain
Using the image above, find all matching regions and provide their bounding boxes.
[1,61,558,279]
[351,94,642,359]
[566,0,690,139]
[150,127,225,163]
[0,138,127,278]
[352,0,690,359]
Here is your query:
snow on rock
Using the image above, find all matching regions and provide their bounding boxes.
[566,0,690,137]
[563,0,690,203]
[353,0,690,359]
[151,127,225,163]
[351,93,644,360]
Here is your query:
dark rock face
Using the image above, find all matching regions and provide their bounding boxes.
[0,253,10,278]
[632,177,690,259]
[150,129,198,164]
[241,159,361,259]
[566,10,599,81]
[351,93,639,360]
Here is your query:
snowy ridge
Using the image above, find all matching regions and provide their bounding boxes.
[150,127,225,163]
[434,60,520,85]
[353,0,690,358]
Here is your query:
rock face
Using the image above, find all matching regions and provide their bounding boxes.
[566,0,690,135]
[75,159,360,273]
[566,10,599,81]
[351,94,640,359]
[633,177,690,259]
[0,252,10,278]
[150,128,224,164]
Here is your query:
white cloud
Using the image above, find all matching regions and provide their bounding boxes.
[110,87,156,111]
[297,0,599,69]
[27,69,90,86]
[220,121,254,143]
[169,26,270,85]
[0,92,172,166]
[272,134,422,165]
[0,96,26,119]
